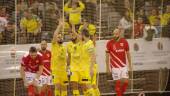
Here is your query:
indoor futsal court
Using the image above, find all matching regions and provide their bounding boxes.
[0,0,170,96]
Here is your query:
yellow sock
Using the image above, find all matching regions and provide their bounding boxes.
[54,90,60,96]
[73,90,80,96]
[61,91,67,96]
[94,88,100,96]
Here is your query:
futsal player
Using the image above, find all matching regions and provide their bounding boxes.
[51,20,68,96]
[67,31,82,96]
[39,40,52,96]
[78,19,100,96]
[80,29,96,96]
[20,46,44,96]
[106,28,132,96]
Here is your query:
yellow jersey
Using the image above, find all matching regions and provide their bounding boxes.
[20,15,40,33]
[78,24,96,35]
[64,1,85,25]
[80,40,95,70]
[51,42,67,72]
[148,15,159,25]
[161,13,170,26]
[67,41,82,71]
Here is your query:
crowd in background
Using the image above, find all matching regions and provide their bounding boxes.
[0,0,170,44]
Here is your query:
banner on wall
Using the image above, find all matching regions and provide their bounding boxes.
[0,38,170,79]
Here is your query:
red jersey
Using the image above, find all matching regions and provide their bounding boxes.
[39,50,51,76]
[106,38,129,68]
[21,53,43,73]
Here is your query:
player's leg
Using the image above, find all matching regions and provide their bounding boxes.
[38,75,47,96]
[80,70,95,96]
[60,71,68,96]
[46,76,53,96]
[120,67,129,94]
[91,64,100,96]
[70,71,80,96]
[53,72,61,96]
[112,68,122,96]
[25,72,38,96]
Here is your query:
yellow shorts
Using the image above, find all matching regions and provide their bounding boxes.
[52,70,68,85]
[70,70,91,84]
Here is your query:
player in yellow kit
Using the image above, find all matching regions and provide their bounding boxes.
[80,29,96,96]
[79,19,100,96]
[67,31,82,96]
[51,20,68,96]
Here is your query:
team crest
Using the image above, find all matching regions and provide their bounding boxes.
[120,43,124,47]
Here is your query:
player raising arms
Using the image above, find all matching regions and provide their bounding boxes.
[20,46,44,96]
[80,28,96,96]
[66,25,83,96]
[38,40,52,96]
[51,19,68,96]
[106,28,132,96]
[78,18,100,96]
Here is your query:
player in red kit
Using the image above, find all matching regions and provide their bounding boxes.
[106,28,132,96]
[20,46,44,96]
[38,40,52,96]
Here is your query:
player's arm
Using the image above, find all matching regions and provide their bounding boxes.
[89,47,96,77]
[71,24,82,41]
[20,65,25,81]
[52,19,63,43]
[105,50,110,73]
[126,51,132,72]
[64,0,71,12]
[36,64,43,80]
[77,0,85,12]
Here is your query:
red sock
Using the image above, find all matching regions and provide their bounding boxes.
[115,80,122,96]
[28,85,35,96]
[39,90,45,96]
[47,88,53,96]
[121,80,128,94]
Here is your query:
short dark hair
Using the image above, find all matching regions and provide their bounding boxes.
[81,29,90,37]
[29,46,37,53]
